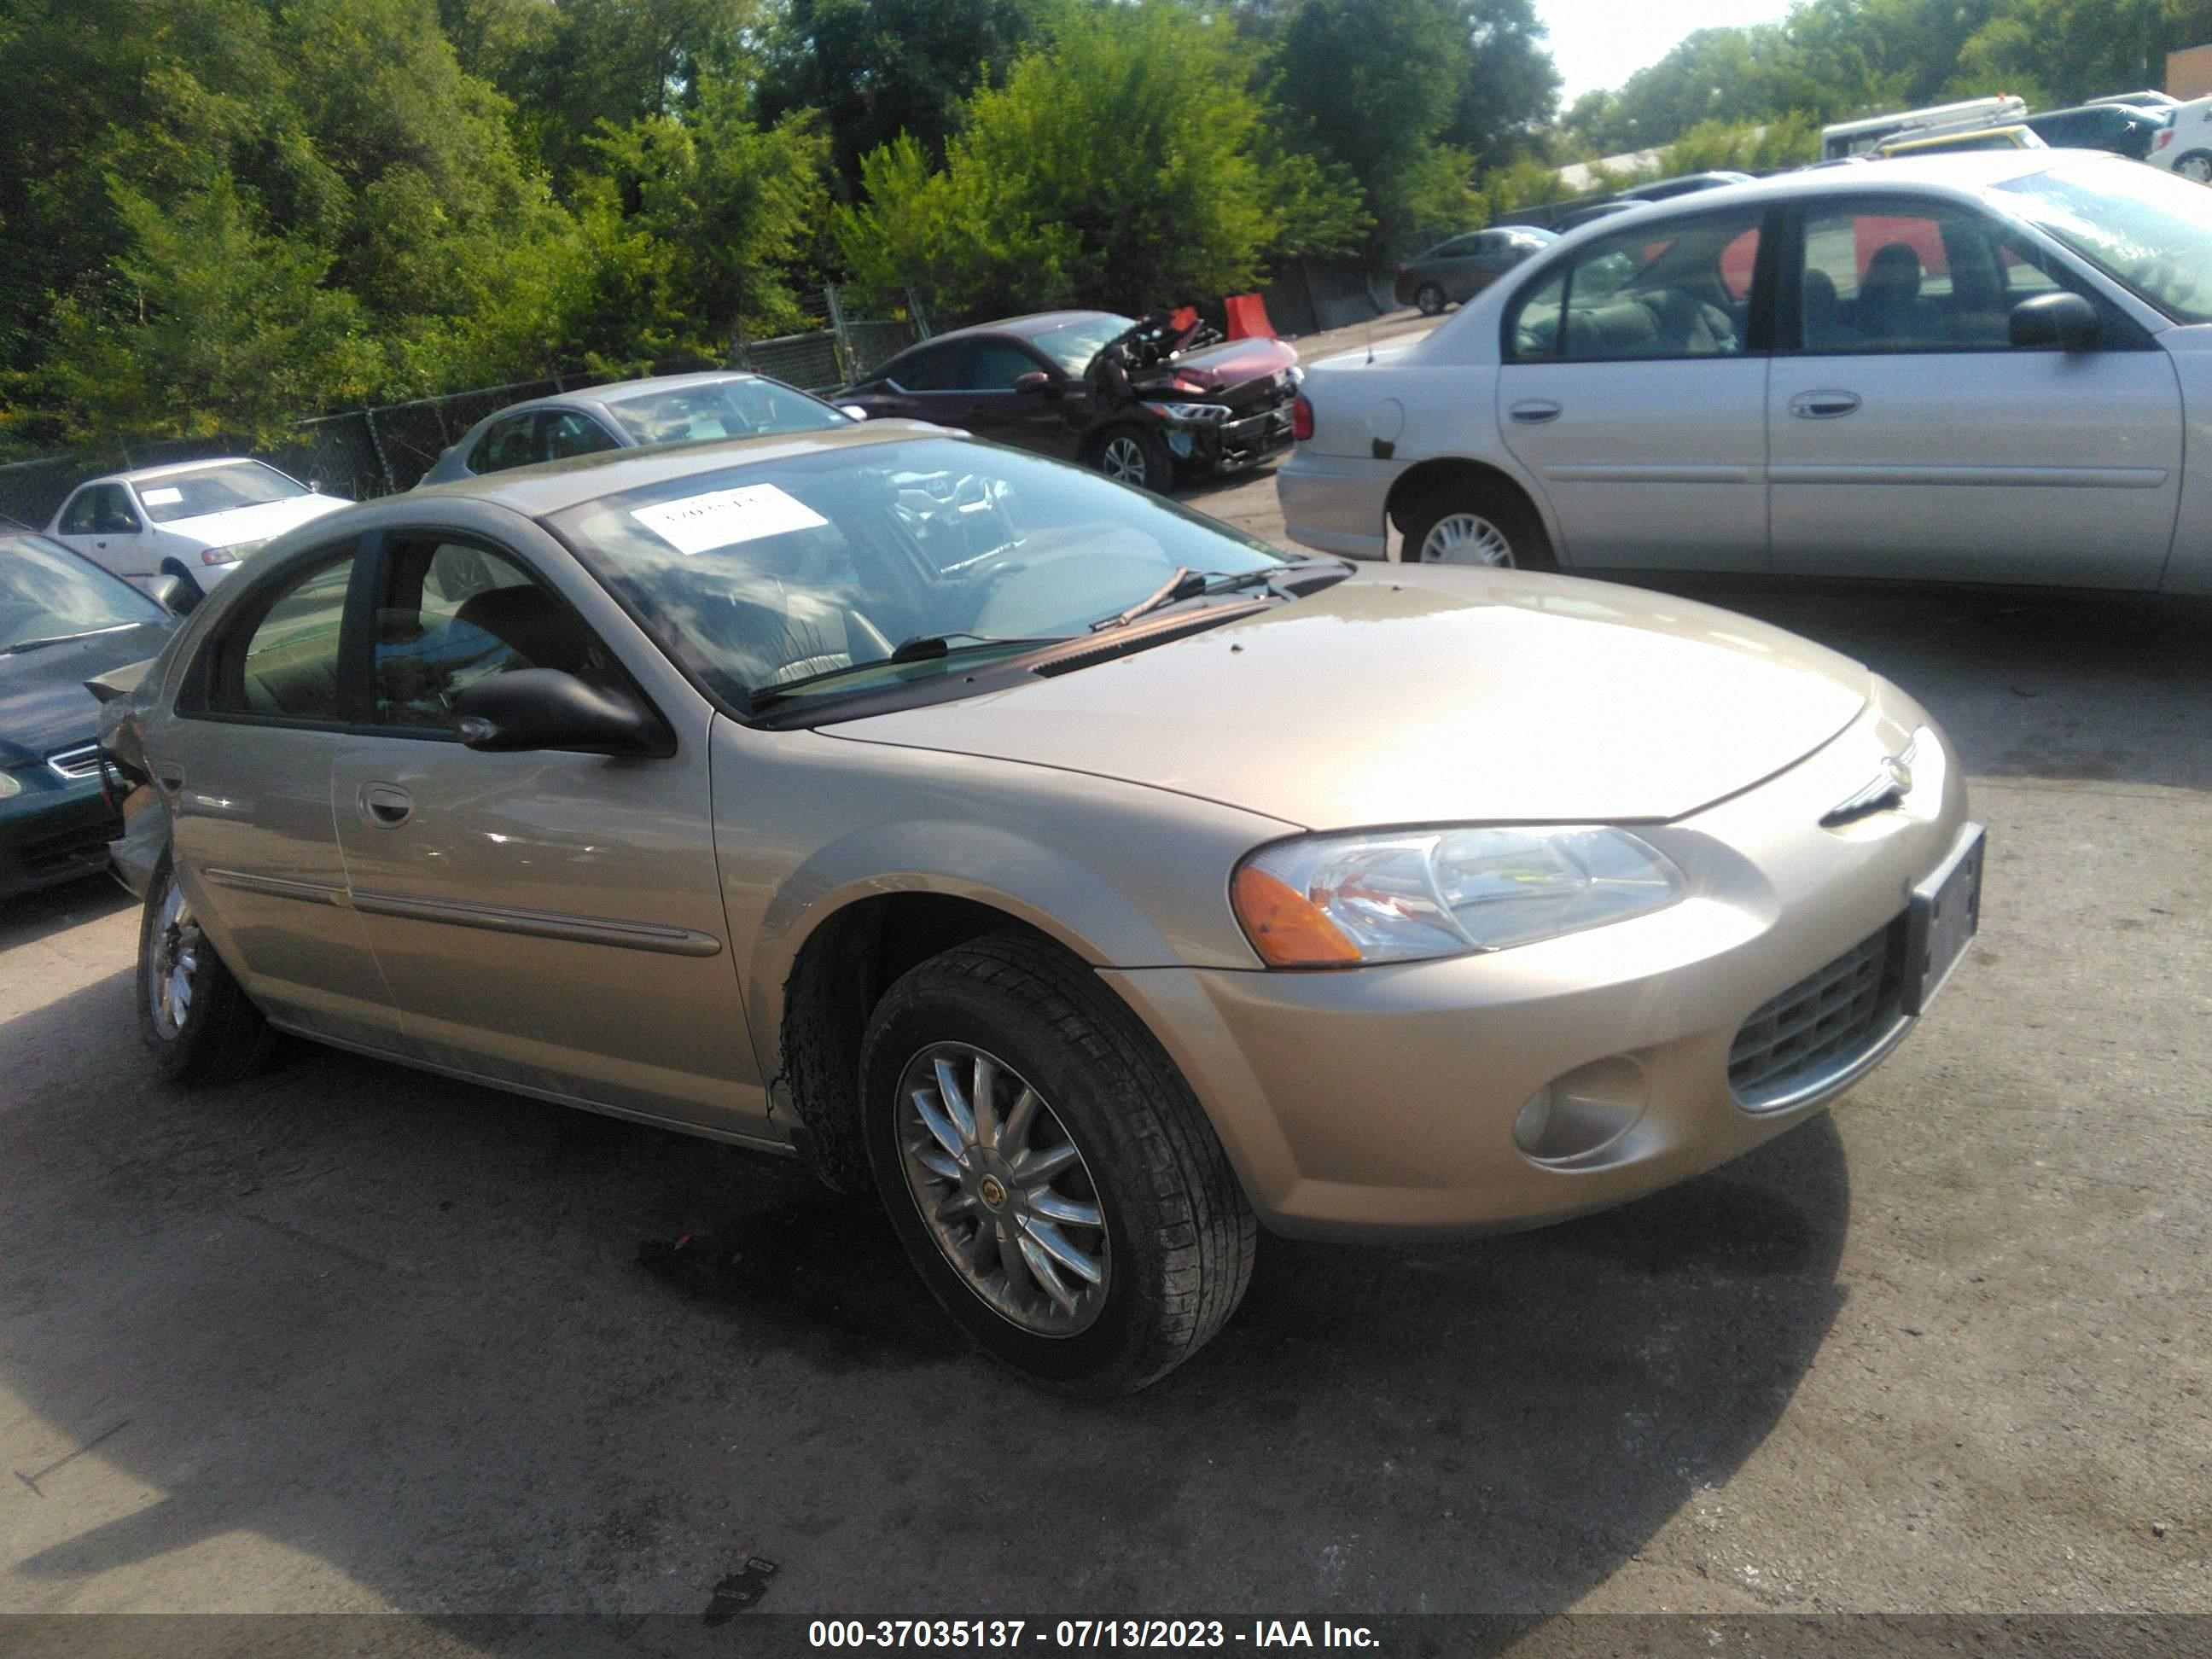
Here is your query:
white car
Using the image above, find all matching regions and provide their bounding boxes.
[46,459,350,603]
[1279,152,2212,595]
[2149,94,2212,181]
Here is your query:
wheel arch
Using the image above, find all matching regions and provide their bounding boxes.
[1383,457,1561,565]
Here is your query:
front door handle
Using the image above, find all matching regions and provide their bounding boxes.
[154,765,184,795]
[1788,389,1862,419]
[1508,399,1563,424]
[358,783,413,827]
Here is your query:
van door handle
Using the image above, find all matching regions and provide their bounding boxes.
[359,783,413,827]
[1508,399,1562,424]
[1789,390,1861,419]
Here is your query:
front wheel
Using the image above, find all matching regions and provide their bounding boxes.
[1400,486,1556,570]
[861,935,1256,1394]
[1094,425,1173,493]
[138,856,276,1085]
[1415,282,1446,317]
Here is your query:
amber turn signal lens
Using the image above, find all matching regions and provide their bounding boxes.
[1231,864,1362,967]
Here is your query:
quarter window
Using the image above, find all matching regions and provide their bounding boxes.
[207,552,356,721]
[469,414,539,474]
[1507,210,1763,362]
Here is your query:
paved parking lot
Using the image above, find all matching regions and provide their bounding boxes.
[2,316,2208,1625]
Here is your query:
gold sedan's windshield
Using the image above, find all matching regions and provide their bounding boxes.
[548,438,1289,711]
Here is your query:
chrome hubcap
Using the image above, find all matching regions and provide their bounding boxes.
[895,1043,1109,1337]
[1420,511,1515,567]
[1102,435,1147,486]
[148,878,201,1039]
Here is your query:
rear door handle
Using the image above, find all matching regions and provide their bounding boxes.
[358,783,413,827]
[1508,399,1562,424]
[1788,390,1861,419]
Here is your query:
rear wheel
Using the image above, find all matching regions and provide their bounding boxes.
[1415,282,1447,317]
[1095,425,1173,493]
[861,935,1256,1395]
[1400,483,1556,570]
[138,855,276,1085]
[2175,150,2212,184]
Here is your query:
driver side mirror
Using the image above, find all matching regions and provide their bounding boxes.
[143,573,192,616]
[2010,291,2100,352]
[1013,371,1056,396]
[452,669,667,756]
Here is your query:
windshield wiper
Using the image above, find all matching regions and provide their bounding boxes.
[1090,558,1355,632]
[750,634,1055,706]
[0,623,141,656]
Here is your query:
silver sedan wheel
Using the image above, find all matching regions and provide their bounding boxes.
[148,876,201,1040]
[1100,434,1150,487]
[1418,511,1515,567]
[895,1043,1109,1337]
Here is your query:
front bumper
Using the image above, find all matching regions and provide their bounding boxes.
[1169,401,1296,474]
[1278,451,1394,559]
[1104,687,1975,1238]
[0,771,118,901]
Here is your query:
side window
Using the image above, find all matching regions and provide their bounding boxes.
[889,343,962,392]
[543,410,621,461]
[963,341,1046,389]
[373,539,611,731]
[57,490,100,535]
[206,552,356,721]
[1506,211,1761,362]
[469,413,539,474]
[1796,203,2074,353]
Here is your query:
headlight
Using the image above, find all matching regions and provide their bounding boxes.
[1231,826,1685,968]
[200,539,265,567]
[1139,401,1231,424]
[0,769,20,800]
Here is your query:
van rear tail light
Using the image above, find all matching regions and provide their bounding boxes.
[1291,395,1313,441]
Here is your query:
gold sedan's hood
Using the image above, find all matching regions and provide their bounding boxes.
[828,568,1871,829]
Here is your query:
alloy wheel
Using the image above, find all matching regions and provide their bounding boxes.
[1101,434,1149,487]
[894,1042,1110,1337]
[1419,511,1515,567]
[148,876,201,1039]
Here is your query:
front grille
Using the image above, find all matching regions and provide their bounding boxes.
[1729,917,1905,1110]
[45,742,102,782]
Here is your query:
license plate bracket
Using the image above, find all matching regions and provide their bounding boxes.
[1902,824,1984,1016]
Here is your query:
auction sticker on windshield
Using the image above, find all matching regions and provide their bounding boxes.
[141,487,183,506]
[632,483,828,555]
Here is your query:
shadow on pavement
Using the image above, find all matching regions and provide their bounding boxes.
[0,874,131,954]
[0,946,1849,1619]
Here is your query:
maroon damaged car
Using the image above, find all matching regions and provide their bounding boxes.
[840,311,1301,492]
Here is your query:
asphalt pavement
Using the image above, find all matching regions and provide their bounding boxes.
[1,309,2206,1633]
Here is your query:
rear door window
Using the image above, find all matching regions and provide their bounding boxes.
[1506,209,1764,361]
[469,413,540,474]
[201,550,358,723]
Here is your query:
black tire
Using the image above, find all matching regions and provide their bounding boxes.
[1415,282,1446,317]
[1093,424,1174,493]
[138,854,276,1086]
[860,934,1256,1395]
[1398,481,1557,570]
[2176,150,2212,185]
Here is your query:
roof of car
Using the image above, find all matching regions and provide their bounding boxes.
[469,370,780,422]
[399,417,953,520]
[1551,148,2119,235]
[74,456,272,489]
[911,311,1129,346]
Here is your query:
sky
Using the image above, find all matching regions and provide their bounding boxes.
[1538,0,1796,104]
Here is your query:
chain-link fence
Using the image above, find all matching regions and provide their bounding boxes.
[1,288,928,517]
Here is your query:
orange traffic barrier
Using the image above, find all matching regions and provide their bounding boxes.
[1224,293,1278,339]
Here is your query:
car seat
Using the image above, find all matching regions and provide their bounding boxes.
[1802,268,1860,350]
[1855,243,1925,343]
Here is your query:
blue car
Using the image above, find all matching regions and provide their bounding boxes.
[0,530,178,901]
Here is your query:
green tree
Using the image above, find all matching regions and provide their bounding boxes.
[1444,0,1563,167]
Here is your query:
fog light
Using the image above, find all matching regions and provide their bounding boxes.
[1512,1056,1649,1165]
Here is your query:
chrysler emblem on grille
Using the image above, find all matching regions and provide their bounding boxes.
[1823,744,1918,827]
